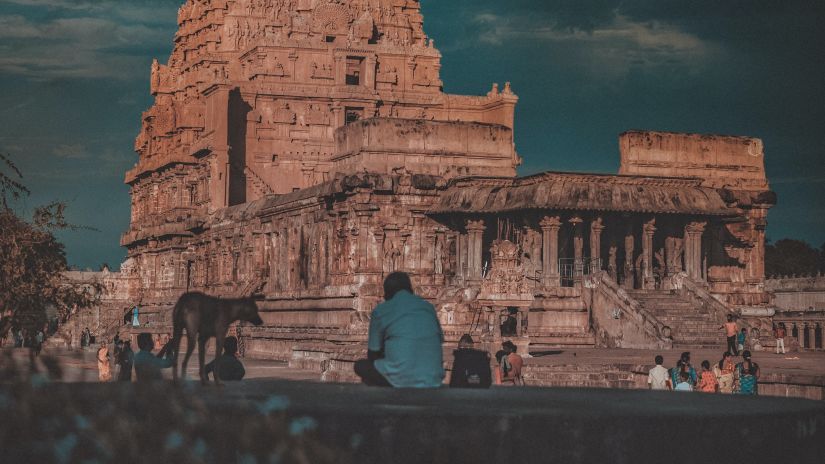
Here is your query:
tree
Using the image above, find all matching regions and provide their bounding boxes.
[0,154,99,335]
[765,239,820,277]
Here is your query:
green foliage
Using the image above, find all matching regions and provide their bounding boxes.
[765,239,822,277]
[0,154,99,331]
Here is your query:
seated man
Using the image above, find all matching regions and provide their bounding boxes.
[133,332,173,382]
[204,336,246,381]
[449,334,492,389]
[354,272,444,388]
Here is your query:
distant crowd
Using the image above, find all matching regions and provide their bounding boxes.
[648,350,761,395]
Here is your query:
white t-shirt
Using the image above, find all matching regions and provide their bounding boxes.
[648,365,670,390]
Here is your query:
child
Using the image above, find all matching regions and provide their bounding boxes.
[674,371,693,392]
[697,360,719,393]
[737,328,747,353]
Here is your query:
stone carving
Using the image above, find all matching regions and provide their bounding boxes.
[376,63,398,84]
[480,240,531,297]
[305,104,330,126]
[310,61,334,80]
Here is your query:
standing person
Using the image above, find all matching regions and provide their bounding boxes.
[697,360,719,393]
[134,333,173,382]
[81,328,89,350]
[714,352,736,394]
[737,328,747,354]
[674,372,693,392]
[449,334,492,389]
[720,315,739,356]
[353,272,444,388]
[670,352,697,388]
[496,341,524,386]
[34,330,44,356]
[132,306,140,327]
[735,350,761,395]
[97,341,112,382]
[647,355,671,390]
[116,341,134,382]
[774,323,787,355]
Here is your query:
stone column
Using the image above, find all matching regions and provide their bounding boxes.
[590,217,605,271]
[685,221,707,281]
[570,217,584,282]
[457,233,468,280]
[540,216,562,287]
[466,220,486,281]
[623,223,635,289]
[642,219,656,290]
[807,324,816,350]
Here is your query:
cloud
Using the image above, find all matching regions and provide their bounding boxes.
[469,11,716,78]
[0,1,176,81]
[52,143,88,159]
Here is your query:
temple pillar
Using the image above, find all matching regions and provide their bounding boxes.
[807,324,816,350]
[540,216,562,287]
[642,219,656,289]
[590,217,605,271]
[570,216,584,283]
[623,223,635,289]
[685,221,707,281]
[466,220,485,281]
[458,233,468,280]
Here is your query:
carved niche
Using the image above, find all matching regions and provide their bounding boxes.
[312,2,352,35]
[311,61,334,80]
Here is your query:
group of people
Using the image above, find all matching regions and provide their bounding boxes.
[648,351,761,395]
[96,332,246,383]
[6,327,46,355]
[354,272,524,389]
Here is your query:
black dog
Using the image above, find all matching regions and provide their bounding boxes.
[171,292,263,385]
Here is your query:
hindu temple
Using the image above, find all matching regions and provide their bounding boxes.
[70,0,778,364]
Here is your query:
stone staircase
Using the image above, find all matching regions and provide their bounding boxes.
[627,289,722,349]
[524,363,638,389]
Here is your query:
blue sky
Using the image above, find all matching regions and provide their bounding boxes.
[1,0,823,269]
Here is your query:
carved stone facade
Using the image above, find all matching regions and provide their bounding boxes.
[108,1,778,359]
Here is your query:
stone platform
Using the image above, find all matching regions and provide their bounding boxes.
[2,377,823,464]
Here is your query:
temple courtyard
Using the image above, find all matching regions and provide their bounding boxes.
[17,346,825,401]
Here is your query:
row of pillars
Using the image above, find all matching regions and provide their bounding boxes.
[461,216,708,289]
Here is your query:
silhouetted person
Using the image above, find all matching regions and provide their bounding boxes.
[204,336,246,381]
[117,340,134,382]
[354,272,444,388]
[449,334,491,389]
[500,307,518,337]
[134,332,173,382]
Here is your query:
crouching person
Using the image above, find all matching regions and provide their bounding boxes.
[354,272,445,388]
[205,336,246,382]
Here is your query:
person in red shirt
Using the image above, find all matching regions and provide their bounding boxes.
[697,360,719,393]
[774,323,787,354]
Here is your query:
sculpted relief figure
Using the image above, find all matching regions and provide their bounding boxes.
[434,235,444,275]
[272,102,297,125]
[311,61,334,80]
[376,63,398,84]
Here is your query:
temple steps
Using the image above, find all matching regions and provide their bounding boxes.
[523,363,637,389]
[628,290,724,349]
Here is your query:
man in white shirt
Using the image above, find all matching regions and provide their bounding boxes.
[648,355,671,390]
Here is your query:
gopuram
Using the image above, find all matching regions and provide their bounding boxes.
[111,0,777,361]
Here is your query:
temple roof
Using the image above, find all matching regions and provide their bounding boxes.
[428,171,738,216]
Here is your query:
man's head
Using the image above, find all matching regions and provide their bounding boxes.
[224,336,239,356]
[655,355,663,365]
[741,328,746,333]
[137,333,154,351]
[383,272,413,300]
[458,334,474,349]
[502,340,517,354]
[727,315,733,322]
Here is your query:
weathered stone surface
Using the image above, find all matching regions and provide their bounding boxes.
[65,1,779,363]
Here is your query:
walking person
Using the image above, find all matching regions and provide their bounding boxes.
[34,330,44,356]
[116,341,134,382]
[97,341,112,382]
[353,272,444,388]
[774,323,786,354]
[714,352,736,394]
[648,355,671,390]
[735,350,761,395]
[720,315,739,356]
[737,328,747,353]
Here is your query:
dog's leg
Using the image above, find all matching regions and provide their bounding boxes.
[180,332,196,382]
[213,335,225,386]
[197,336,208,386]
